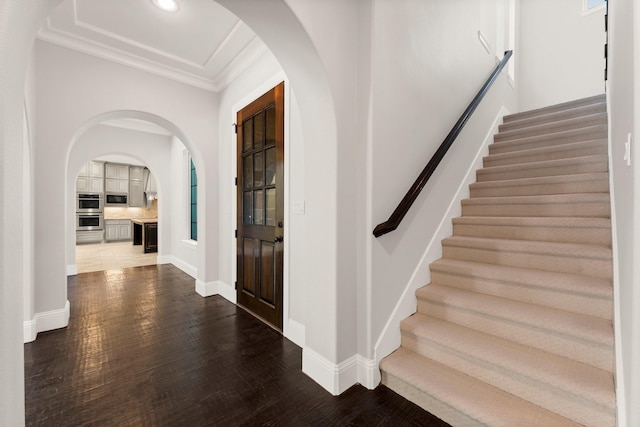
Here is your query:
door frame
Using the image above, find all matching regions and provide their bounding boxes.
[230,73,301,344]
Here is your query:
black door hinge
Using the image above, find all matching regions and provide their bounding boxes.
[235,229,238,238]
[234,281,237,290]
[235,177,238,186]
[233,123,238,134]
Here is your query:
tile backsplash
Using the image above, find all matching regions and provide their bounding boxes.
[104,200,158,220]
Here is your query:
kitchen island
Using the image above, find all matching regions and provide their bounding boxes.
[131,218,158,253]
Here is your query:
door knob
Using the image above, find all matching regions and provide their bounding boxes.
[274,236,283,243]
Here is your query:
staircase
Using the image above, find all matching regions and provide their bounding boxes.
[379,94,615,427]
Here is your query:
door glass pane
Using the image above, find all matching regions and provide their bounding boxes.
[265,106,276,144]
[265,147,276,186]
[253,111,264,149]
[254,190,264,225]
[243,118,252,153]
[266,188,276,226]
[243,155,253,189]
[243,191,253,224]
[254,151,264,187]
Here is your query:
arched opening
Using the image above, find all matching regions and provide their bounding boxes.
[0,1,344,423]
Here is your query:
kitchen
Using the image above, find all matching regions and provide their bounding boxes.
[75,157,159,273]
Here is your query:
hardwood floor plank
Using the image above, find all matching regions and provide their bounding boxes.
[25,264,450,426]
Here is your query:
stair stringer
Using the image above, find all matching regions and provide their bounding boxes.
[373,107,511,379]
[605,90,627,427]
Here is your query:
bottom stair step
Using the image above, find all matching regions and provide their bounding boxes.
[380,348,582,427]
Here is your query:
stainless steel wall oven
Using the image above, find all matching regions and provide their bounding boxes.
[76,213,104,231]
[77,193,104,213]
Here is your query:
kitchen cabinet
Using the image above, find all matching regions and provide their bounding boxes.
[132,219,158,253]
[129,180,145,207]
[105,179,129,193]
[105,219,131,241]
[105,163,129,194]
[76,160,104,193]
[76,230,103,244]
[129,166,144,182]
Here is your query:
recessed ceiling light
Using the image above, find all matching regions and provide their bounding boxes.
[152,0,179,12]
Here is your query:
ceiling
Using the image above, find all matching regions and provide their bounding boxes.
[38,0,269,92]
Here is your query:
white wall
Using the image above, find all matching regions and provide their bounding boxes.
[368,0,517,367]
[32,39,219,322]
[608,0,639,424]
[169,136,198,277]
[518,0,605,110]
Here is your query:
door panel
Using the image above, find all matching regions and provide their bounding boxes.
[237,82,284,330]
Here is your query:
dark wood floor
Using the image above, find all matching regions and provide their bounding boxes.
[24,264,450,426]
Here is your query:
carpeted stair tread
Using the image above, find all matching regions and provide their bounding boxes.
[429,258,612,319]
[495,112,607,143]
[400,314,615,425]
[441,235,612,278]
[483,139,608,168]
[416,284,613,370]
[503,94,605,123]
[469,172,609,198]
[499,102,606,132]
[380,348,583,427]
[380,95,615,425]
[477,154,608,182]
[461,192,610,218]
[489,125,608,155]
[452,215,612,245]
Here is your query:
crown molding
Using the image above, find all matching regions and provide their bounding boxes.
[38,21,219,92]
[37,17,267,93]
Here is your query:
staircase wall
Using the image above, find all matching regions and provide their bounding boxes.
[607,0,640,425]
[518,0,606,111]
[368,0,518,374]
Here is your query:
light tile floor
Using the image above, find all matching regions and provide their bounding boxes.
[75,241,157,274]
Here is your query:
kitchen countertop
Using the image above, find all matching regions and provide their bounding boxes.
[131,218,158,225]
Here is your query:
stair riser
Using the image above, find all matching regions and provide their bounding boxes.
[476,159,608,182]
[381,373,480,427]
[452,223,612,246]
[461,201,610,218]
[489,128,608,155]
[416,298,613,370]
[401,334,614,427]
[469,179,609,198]
[484,142,608,168]
[430,270,612,320]
[495,116,608,143]
[499,103,606,132]
[503,95,606,123]
[442,245,612,279]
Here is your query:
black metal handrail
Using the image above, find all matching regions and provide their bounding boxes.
[373,50,513,238]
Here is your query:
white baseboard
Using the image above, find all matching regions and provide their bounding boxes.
[302,348,376,395]
[24,300,70,343]
[164,255,196,278]
[374,107,510,364]
[357,355,379,390]
[284,318,305,348]
[66,264,78,276]
[195,280,236,304]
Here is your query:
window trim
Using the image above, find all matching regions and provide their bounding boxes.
[189,157,197,241]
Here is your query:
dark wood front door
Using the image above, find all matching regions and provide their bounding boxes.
[236,82,284,330]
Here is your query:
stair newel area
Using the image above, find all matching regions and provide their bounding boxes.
[380,94,616,427]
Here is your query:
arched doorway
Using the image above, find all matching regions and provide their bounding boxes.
[1,1,344,423]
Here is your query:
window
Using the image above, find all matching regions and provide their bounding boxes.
[583,0,606,13]
[587,0,605,9]
[190,159,197,241]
